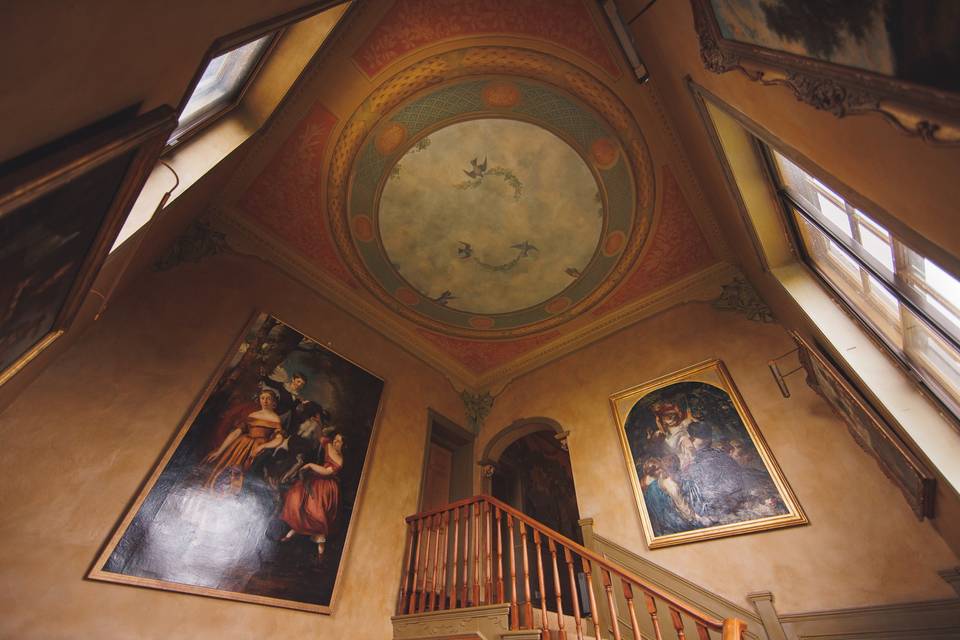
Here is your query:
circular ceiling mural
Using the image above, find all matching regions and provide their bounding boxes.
[378,118,602,315]
[329,47,656,338]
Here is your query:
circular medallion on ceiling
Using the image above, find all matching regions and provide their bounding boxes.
[328,47,655,338]
[379,118,602,315]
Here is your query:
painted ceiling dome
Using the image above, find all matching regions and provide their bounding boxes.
[329,47,656,338]
[379,118,602,315]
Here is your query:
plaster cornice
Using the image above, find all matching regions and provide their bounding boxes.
[213,203,736,391]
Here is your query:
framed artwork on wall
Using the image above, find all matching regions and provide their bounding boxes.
[610,359,807,548]
[0,106,175,387]
[792,332,935,519]
[90,312,385,613]
[690,0,960,145]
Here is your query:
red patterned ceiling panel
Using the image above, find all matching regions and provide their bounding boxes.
[592,167,716,316]
[417,328,563,374]
[353,0,620,78]
[239,104,358,289]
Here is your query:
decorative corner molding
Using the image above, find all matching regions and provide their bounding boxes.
[712,276,774,323]
[154,219,229,271]
[461,390,494,433]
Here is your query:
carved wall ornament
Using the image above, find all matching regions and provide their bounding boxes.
[712,277,774,323]
[690,0,960,145]
[461,389,494,433]
[478,462,496,479]
[154,219,230,271]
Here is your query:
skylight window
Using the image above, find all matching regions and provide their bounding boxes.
[765,147,960,419]
[167,33,275,147]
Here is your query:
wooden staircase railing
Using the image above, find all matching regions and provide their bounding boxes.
[396,495,747,640]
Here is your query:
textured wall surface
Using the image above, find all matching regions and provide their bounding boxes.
[477,303,959,614]
[0,253,462,640]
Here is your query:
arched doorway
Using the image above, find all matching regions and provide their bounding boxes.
[489,428,582,544]
[482,419,586,621]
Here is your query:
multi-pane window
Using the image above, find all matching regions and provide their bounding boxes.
[167,32,276,147]
[766,147,960,419]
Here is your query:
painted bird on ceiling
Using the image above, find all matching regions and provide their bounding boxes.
[433,290,456,306]
[457,241,473,259]
[511,241,538,257]
[463,156,488,180]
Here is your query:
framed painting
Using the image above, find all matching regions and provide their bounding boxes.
[610,359,807,548]
[0,106,175,387]
[792,332,935,519]
[691,0,960,145]
[90,312,385,613]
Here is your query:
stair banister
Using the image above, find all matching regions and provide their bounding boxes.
[399,495,747,640]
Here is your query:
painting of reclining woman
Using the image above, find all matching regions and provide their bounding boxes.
[611,359,806,548]
[89,312,385,612]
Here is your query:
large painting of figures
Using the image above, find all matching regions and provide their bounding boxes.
[611,359,806,548]
[90,312,385,612]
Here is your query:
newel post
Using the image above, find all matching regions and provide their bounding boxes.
[722,618,748,640]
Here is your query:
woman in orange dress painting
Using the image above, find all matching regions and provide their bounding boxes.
[280,428,344,559]
[203,388,284,494]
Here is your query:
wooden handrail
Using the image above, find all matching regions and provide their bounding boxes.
[406,494,726,630]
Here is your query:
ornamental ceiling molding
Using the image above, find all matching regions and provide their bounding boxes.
[213,204,735,391]
[327,46,656,339]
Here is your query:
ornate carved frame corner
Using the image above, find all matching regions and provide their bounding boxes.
[690,0,960,146]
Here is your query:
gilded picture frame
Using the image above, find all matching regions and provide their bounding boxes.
[89,311,386,613]
[0,106,176,387]
[611,359,807,548]
[690,0,960,145]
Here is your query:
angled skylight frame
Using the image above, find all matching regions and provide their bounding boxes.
[166,30,281,150]
[760,143,960,421]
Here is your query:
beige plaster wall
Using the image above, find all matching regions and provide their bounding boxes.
[477,303,959,614]
[0,253,463,640]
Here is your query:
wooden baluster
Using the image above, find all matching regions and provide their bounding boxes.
[696,621,711,640]
[430,513,445,611]
[473,501,481,606]
[450,508,460,609]
[622,581,643,640]
[644,590,664,640]
[581,557,602,640]
[495,507,505,603]
[407,518,425,614]
[601,569,622,640]
[548,539,565,636]
[397,520,415,615]
[507,514,519,629]
[461,506,470,606]
[519,521,533,629]
[418,515,436,612]
[437,510,451,610]
[721,619,747,640]
[669,608,687,640]
[533,530,548,640]
[484,502,493,604]
[563,548,584,640]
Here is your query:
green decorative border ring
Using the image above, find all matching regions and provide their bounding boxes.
[329,47,655,338]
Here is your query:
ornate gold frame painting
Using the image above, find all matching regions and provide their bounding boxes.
[611,359,806,548]
[691,0,960,145]
[90,312,385,613]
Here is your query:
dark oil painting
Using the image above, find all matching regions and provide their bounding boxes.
[612,360,806,547]
[91,313,385,612]
[0,150,136,378]
[709,0,960,93]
